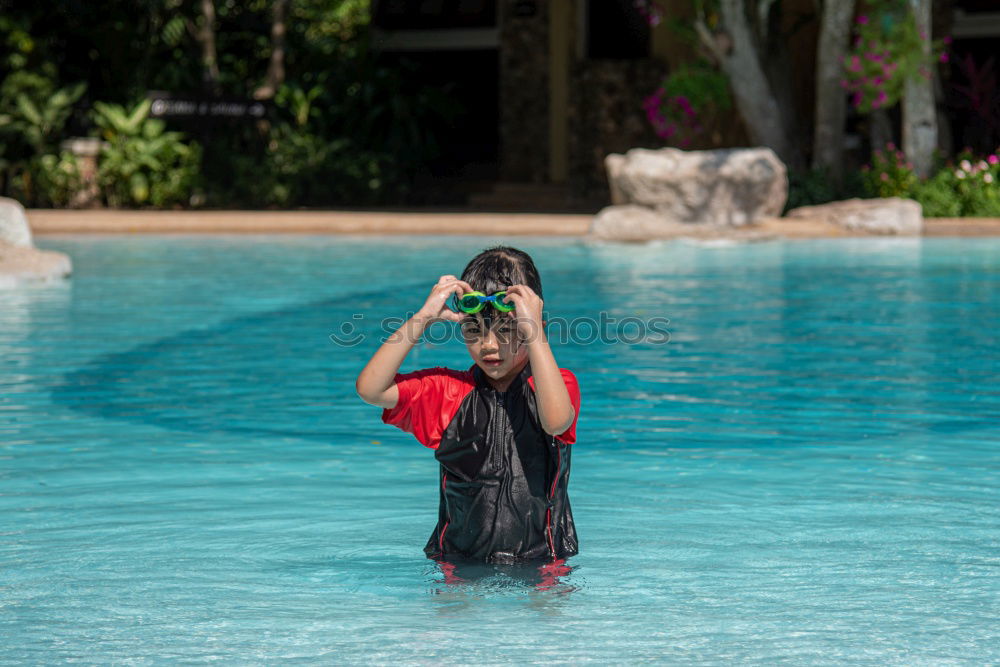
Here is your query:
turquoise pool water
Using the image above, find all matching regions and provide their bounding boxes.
[2,235,997,664]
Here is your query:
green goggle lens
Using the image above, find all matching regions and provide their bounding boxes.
[454,291,514,314]
[459,293,486,313]
[491,292,515,312]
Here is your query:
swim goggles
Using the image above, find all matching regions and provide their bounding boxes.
[447,290,515,314]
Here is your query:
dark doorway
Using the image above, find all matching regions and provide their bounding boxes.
[376,49,500,183]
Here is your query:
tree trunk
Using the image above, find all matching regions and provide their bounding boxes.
[762,2,803,165]
[902,0,936,177]
[703,0,800,168]
[198,0,220,94]
[813,0,856,181]
[254,0,289,100]
[869,108,893,153]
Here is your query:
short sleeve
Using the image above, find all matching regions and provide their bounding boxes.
[381,367,472,449]
[554,369,581,445]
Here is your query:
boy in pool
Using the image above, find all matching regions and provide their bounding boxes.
[355,246,580,566]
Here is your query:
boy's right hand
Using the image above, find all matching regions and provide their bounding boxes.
[415,275,474,324]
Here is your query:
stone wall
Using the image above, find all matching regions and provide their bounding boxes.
[498,0,550,183]
[567,59,667,203]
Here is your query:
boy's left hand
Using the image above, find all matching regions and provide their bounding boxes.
[503,284,544,344]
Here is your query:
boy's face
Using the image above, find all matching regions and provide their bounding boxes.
[461,311,529,382]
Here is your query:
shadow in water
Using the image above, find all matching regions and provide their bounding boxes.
[51,283,432,441]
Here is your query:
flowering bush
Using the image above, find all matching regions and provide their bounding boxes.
[938,150,1000,216]
[862,144,1000,216]
[841,1,948,113]
[643,64,731,148]
[861,143,918,197]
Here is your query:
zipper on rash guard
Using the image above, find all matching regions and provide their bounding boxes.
[490,391,506,470]
[439,471,449,552]
[546,435,560,557]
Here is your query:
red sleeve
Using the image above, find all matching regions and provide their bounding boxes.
[381,367,473,450]
[528,368,581,445]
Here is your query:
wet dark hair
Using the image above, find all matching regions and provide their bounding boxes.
[460,245,542,328]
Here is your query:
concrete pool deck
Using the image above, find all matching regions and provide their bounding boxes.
[25,209,1000,238]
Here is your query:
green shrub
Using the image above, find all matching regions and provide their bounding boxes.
[861,143,918,197]
[31,151,83,207]
[786,168,838,211]
[861,144,1000,216]
[0,69,86,205]
[92,99,201,207]
[911,170,962,217]
[785,168,867,212]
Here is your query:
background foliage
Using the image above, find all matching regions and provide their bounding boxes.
[0,0,455,208]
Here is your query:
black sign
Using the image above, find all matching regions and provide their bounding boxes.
[146,92,267,120]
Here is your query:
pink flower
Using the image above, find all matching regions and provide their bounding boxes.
[940,52,950,63]
[985,173,994,184]
[857,14,869,25]
[988,155,999,165]
[851,92,863,107]
[880,172,889,182]
[839,79,849,89]
[887,142,896,151]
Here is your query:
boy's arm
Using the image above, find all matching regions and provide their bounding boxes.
[355,274,473,409]
[354,315,427,409]
[527,337,575,436]
[503,285,575,436]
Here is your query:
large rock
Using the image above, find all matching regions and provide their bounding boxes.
[590,205,692,242]
[786,197,923,235]
[604,147,788,227]
[590,205,779,243]
[0,199,72,286]
[0,197,33,247]
[0,240,72,286]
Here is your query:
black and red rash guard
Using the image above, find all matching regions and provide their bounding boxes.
[381,362,580,564]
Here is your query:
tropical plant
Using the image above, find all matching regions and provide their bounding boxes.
[2,78,85,153]
[92,99,201,207]
[275,83,323,128]
[841,3,945,114]
[644,63,731,147]
[30,151,84,208]
[0,69,86,204]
